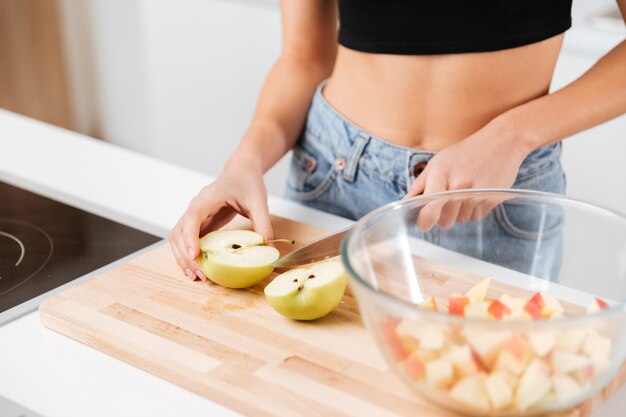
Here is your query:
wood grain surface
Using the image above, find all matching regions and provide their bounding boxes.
[40,215,625,417]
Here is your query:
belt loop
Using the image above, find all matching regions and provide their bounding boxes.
[342,132,370,183]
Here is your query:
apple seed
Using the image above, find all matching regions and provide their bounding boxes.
[308,274,315,279]
[231,244,242,249]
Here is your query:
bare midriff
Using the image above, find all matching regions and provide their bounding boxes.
[323,34,565,151]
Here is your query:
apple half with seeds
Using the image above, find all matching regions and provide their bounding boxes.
[264,259,347,321]
[198,230,281,288]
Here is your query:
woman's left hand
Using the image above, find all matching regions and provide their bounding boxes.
[404,120,530,230]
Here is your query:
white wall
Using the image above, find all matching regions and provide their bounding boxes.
[59,0,626,212]
[59,0,288,196]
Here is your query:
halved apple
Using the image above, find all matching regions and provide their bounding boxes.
[264,259,347,321]
[198,230,280,288]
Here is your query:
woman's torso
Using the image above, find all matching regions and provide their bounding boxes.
[324,35,564,151]
[323,0,570,151]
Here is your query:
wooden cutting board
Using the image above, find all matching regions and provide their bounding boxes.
[39,215,625,417]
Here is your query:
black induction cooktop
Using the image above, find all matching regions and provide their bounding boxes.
[0,181,161,324]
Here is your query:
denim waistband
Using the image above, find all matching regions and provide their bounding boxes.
[303,80,561,188]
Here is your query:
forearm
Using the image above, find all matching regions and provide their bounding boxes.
[498,40,626,153]
[225,54,334,174]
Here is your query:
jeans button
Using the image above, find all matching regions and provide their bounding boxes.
[413,161,427,177]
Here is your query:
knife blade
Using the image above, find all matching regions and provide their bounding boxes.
[272,226,353,268]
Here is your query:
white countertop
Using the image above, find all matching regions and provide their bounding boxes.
[1,106,626,417]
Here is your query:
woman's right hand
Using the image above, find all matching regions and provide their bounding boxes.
[168,162,273,281]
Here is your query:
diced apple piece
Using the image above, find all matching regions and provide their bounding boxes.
[499,293,527,313]
[488,299,511,320]
[551,351,591,374]
[534,391,557,410]
[571,365,594,386]
[413,348,441,363]
[485,372,514,411]
[464,301,491,319]
[465,277,492,304]
[467,330,511,369]
[449,374,491,413]
[380,319,408,360]
[540,292,564,318]
[419,296,437,311]
[507,309,533,321]
[403,353,425,380]
[553,374,584,403]
[448,296,469,316]
[555,330,587,354]
[399,335,420,354]
[524,293,544,320]
[515,359,553,411]
[396,320,446,350]
[527,331,558,357]
[425,359,454,389]
[494,336,533,375]
[587,297,609,313]
[445,345,480,379]
[582,333,612,374]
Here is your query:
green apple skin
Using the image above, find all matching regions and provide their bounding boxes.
[198,255,275,288]
[198,230,279,289]
[264,260,347,321]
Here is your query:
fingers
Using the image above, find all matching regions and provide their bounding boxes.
[438,199,463,230]
[416,174,448,231]
[457,199,477,224]
[168,222,199,281]
[471,196,507,222]
[180,210,207,281]
[248,196,274,242]
[170,190,221,281]
[404,171,427,200]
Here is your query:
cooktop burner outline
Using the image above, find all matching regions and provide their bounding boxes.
[0,231,25,266]
[0,218,54,294]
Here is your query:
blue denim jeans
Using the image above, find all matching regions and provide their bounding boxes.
[285,82,566,279]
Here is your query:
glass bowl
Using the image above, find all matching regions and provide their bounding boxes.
[342,189,626,416]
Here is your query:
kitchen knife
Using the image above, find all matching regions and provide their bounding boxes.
[272,226,353,268]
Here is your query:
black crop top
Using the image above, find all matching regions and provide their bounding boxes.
[338,0,573,55]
